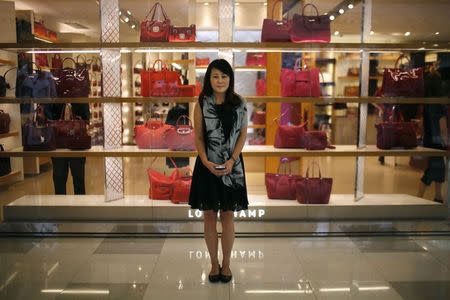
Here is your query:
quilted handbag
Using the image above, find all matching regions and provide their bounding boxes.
[169,24,196,42]
[289,4,331,43]
[134,117,172,149]
[265,158,301,200]
[50,104,91,149]
[375,107,418,149]
[380,55,424,97]
[22,107,57,151]
[0,144,11,176]
[296,162,332,204]
[140,59,181,97]
[166,115,196,151]
[280,58,321,97]
[246,53,267,67]
[261,0,291,42]
[0,110,11,134]
[140,2,171,42]
[274,117,307,148]
[55,57,90,98]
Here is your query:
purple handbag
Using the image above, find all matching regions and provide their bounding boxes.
[289,4,331,43]
[261,0,292,42]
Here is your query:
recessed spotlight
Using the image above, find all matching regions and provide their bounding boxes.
[324,12,328,15]
[124,17,129,23]
[118,11,121,15]
[235,2,240,5]
[204,2,209,5]
[131,24,136,29]
[404,31,411,36]
[433,44,439,47]
[339,8,345,14]
[334,31,340,36]
[435,32,440,35]
[329,15,335,20]
[348,4,354,9]
[127,10,131,15]
[370,30,374,35]
[263,2,267,6]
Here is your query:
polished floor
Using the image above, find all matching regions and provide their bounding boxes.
[0,235,449,299]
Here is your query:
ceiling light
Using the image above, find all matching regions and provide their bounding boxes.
[370,30,374,35]
[435,32,440,35]
[118,11,121,15]
[324,12,328,15]
[339,8,345,14]
[235,2,240,6]
[348,4,354,9]
[334,31,339,36]
[127,10,131,15]
[329,15,335,20]
[124,17,129,22]
[404,31,411,36]
[204,2,209,5]
[131,24,136,29]
[263,3,267,6]
[433,44,439,47]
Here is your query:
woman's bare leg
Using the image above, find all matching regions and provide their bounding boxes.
[220,210,235,275]
[204,210,220,274]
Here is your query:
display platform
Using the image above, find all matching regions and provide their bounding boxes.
[3,194,446,221]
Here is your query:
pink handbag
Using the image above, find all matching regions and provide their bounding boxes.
[261,0,292,42]
[274,117,307,148]
[169,25,196,42]
[251,111,266,125]
[166,115,196,151]
[289,4,331,43]
[303,131,335,150]
[246,53,267,66]
[296,162,332,204]
[265,158,301,200]
[280,59,321,97]
[134,117,172,149]
[140,2,171,42]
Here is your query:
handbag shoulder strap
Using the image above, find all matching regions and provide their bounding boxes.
[394,54,411,69]
[302,3,320,16]
[62,57,76,68]
[278,158,293,175]
[145,2,169,22]
[305,161,322,179]
[271,0,284,19]
[175,115,193,127]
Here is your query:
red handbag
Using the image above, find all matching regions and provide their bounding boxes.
[289,4,331,43]
[140,2,171,42]
[246,53,267,67]
[261,0,291,42]
[380,55,424,97]
[55,58,90,98]
[256,79,266,96]
[265,159,301,200]
[147,159,179,200]
[140,60,181,97]
[35,54,49,68]
[166,115,196,151]
[280,59,321,97]
[50,104,91,149]
[169,24,196,42]
[248,135,265,145]
[177,85,196,97]
[196,58,210,67]
[171,166,193,204]
[303,131,335,150]
[251,111,266,125]
[296,162,332,204]
[375,107,418,149]
[274,117,307,148]
[134,117,172,149]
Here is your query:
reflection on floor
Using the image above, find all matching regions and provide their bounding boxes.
[0,156,447,220]
[0,235,449,300]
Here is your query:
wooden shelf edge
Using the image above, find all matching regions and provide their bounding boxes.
[0,58,15,66]
[0,170,21,183]
[0,131,19,139]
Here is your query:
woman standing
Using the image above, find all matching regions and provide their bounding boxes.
[189,59,249,283]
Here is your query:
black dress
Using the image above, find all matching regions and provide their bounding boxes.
[189,103,249,212]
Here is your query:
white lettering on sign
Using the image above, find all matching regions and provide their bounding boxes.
[188,209,266,219]
[189,250,264,260]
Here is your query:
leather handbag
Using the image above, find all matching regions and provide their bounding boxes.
[140,2,171,42]
[50,104,91,149]
[0,144,11,176]
[381,55,424,97]
[280,58,321,97]
[170,160,192,204]
[177,85,196,97]
[55,57,90,98]
[196,57,210,66]
[256,78,266,96]
[265,158,301,200]
[134,117,172,149]
[274,117,307,148]
[375,107,418,149]
[140,59,181,97]
[169,24,196,42]
[51,54,63,76]
[261,0,291,42]
[35,54,49,68]
[251,111,266,125]
[246,53,267,67]
[0,110,11,134]
[303,130,335,150]
[289,4,331,43]
[147,159,179,200]
[296,162,332,204]
[22,106,57,151]
[166,115,196,151]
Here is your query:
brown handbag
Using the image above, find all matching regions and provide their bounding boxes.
[50,104,91,149]
[0,110,11,134]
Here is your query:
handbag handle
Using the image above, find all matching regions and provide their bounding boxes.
[59,103,75,121]
[305,161,322,179]
[394,54,411,69]
[152,59,168,71]
[388,105,405,122]
[302,3,320,16]
[277,157,293,175]
[145,2,169,22]
[76,55,87,65]
[61,57,77,69]
[175,115,193,127]
[270,0,284,19]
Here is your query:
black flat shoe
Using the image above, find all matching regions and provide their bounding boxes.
[220,268,232,283]
[208,266,221,283]
[434,198,444,204]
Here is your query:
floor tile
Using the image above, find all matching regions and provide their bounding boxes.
[351,237,425,253]
[111,224,171,234]
[339,223,398,234]
[0,280,62,300]
[364,252,450,281]
[51,283,148,300]
[0,237,42,254]
[389,281,450,300]
[230,282,315,299]
[94,238,165,255]
[143,281,229,300]
[70,254,159,284]
[28,238,103,257]
[291,237,359,253]
[229,261,307,284]
[311,280,403,300]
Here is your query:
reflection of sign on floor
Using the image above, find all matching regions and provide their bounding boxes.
[188,209,265,219]
[189,250,264,260]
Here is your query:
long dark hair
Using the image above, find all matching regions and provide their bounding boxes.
[198,59,242,106]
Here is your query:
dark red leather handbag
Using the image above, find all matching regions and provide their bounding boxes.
[274,117,307,148]
[246,53,267,67]
[303,131,335,150]
[55,58,90,98]
[0,109,11,134]
[296,162,332,204]
[140,2,171,42]
[375,107,418,149]
[51,54,63,77]
[265,158,301,200]
[289,4,331,43]
[50,104,91,149]
[380,55,424,97]
[280,59,321,97]
[261,0,292,42]
[252,111,266,125]
[169,25,196,42]
[166,115,196,151]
